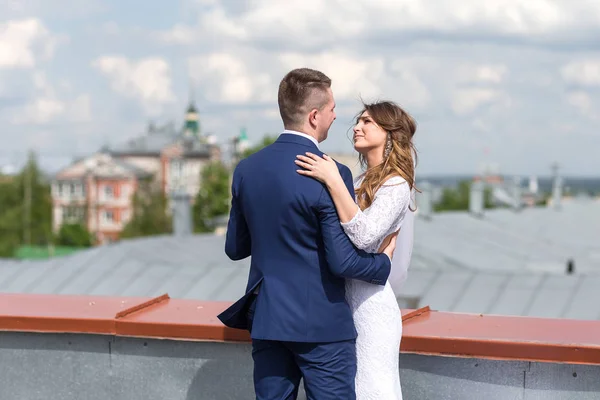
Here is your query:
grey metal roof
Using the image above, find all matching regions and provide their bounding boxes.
[109,123,179,155]
[412,199,600,273]
[399,268,600,320]
[109,127,214,158]
[109,136,172,155]
[0,235,248,300]
[1,199,599,319]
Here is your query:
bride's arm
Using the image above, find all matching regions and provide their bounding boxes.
[321,171,361,223]
[295,152,410,250]
[339,177,410,250]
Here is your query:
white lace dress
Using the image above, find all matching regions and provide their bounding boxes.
[341,175,411,400]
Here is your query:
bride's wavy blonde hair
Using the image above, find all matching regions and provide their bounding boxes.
[355,101,418,211]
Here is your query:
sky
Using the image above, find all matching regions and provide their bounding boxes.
[1,0,599,177]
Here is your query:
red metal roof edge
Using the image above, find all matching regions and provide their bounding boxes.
[2,293,600,365]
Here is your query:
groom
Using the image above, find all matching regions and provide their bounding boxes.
[219,68,395,399]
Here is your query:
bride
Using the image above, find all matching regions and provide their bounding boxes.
[295,100,417,399]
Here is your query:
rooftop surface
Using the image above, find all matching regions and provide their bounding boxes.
[3,293,600,365]
[2,198,600,320]
[3,199,600,399]
[2,293,600,399]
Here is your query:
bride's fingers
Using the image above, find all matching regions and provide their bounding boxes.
[294,160,313,169]
[296,169,313,176]
[296,155,314,164]
[304,152,321,161]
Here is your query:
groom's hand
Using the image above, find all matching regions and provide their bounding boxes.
[379,231,399,260]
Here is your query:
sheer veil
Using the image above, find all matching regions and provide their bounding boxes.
[388,154,416,296]
[388,187,415,296]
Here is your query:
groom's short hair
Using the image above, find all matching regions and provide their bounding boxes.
[278,68,332,130]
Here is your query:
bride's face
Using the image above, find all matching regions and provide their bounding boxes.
[352,111,387,154]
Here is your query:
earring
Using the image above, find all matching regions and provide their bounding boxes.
[383,134,392,158]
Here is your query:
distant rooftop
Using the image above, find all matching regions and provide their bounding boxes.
[53,152,153,180]
[413,199,600,273]
[109,120,214,157]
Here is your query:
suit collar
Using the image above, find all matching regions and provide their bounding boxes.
[276,132,320,151]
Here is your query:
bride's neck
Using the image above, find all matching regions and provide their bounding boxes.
[363,149,384,170]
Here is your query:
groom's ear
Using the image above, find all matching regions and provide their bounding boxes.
[309,108,318,125]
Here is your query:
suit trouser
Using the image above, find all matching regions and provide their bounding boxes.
[251,338,357,400]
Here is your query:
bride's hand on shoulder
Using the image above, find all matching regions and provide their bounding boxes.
[295,152,341,186]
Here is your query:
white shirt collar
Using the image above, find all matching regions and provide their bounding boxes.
[281,130,320,149]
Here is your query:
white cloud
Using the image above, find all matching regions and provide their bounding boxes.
[13,98,65,124]
[188,50,432,111]
[456,64,508,84]
[11,95,91,126]
[32,70,53,93]
[1,0,107,20]
[279,52,385,102]
[69,94,92,123]
[162,0,600,49]
[0,18,57,68]
[189,53,273,104]
[101,21,120,36]
[5,0,600,176]
[159,23,197,44]
[11,70,92,125]
[451,88,507,115]
[387,62,432,108]
[561,60,600,86]
[92,56,175,114]
[566,90,595,118]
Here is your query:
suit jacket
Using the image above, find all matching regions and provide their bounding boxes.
[218,133,391,343]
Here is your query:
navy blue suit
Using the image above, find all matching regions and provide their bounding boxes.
[219,133,391,399]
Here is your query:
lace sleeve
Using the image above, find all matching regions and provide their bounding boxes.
[340,176,411,250]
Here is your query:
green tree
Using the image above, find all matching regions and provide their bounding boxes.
[434,180,494,212]
[121,182,172,238]
[56,223,92,247]
[16,152,53,245]
[434,181,470,212]
[0,152,53,257]
[193,161,230,232]
[0,179,21,257]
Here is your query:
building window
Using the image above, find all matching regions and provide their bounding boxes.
[104,186,114,199]
[171,159,183,178]
[57,182,85,198]
[102,210,114,223]
[62,207,84,223]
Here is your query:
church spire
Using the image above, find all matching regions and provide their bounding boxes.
[183,86,200,138]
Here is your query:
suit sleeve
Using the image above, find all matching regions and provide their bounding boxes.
[225,161,251,260]
[316,165,391,285]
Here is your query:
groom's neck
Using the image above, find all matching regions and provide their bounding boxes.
[285,126,321,143]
